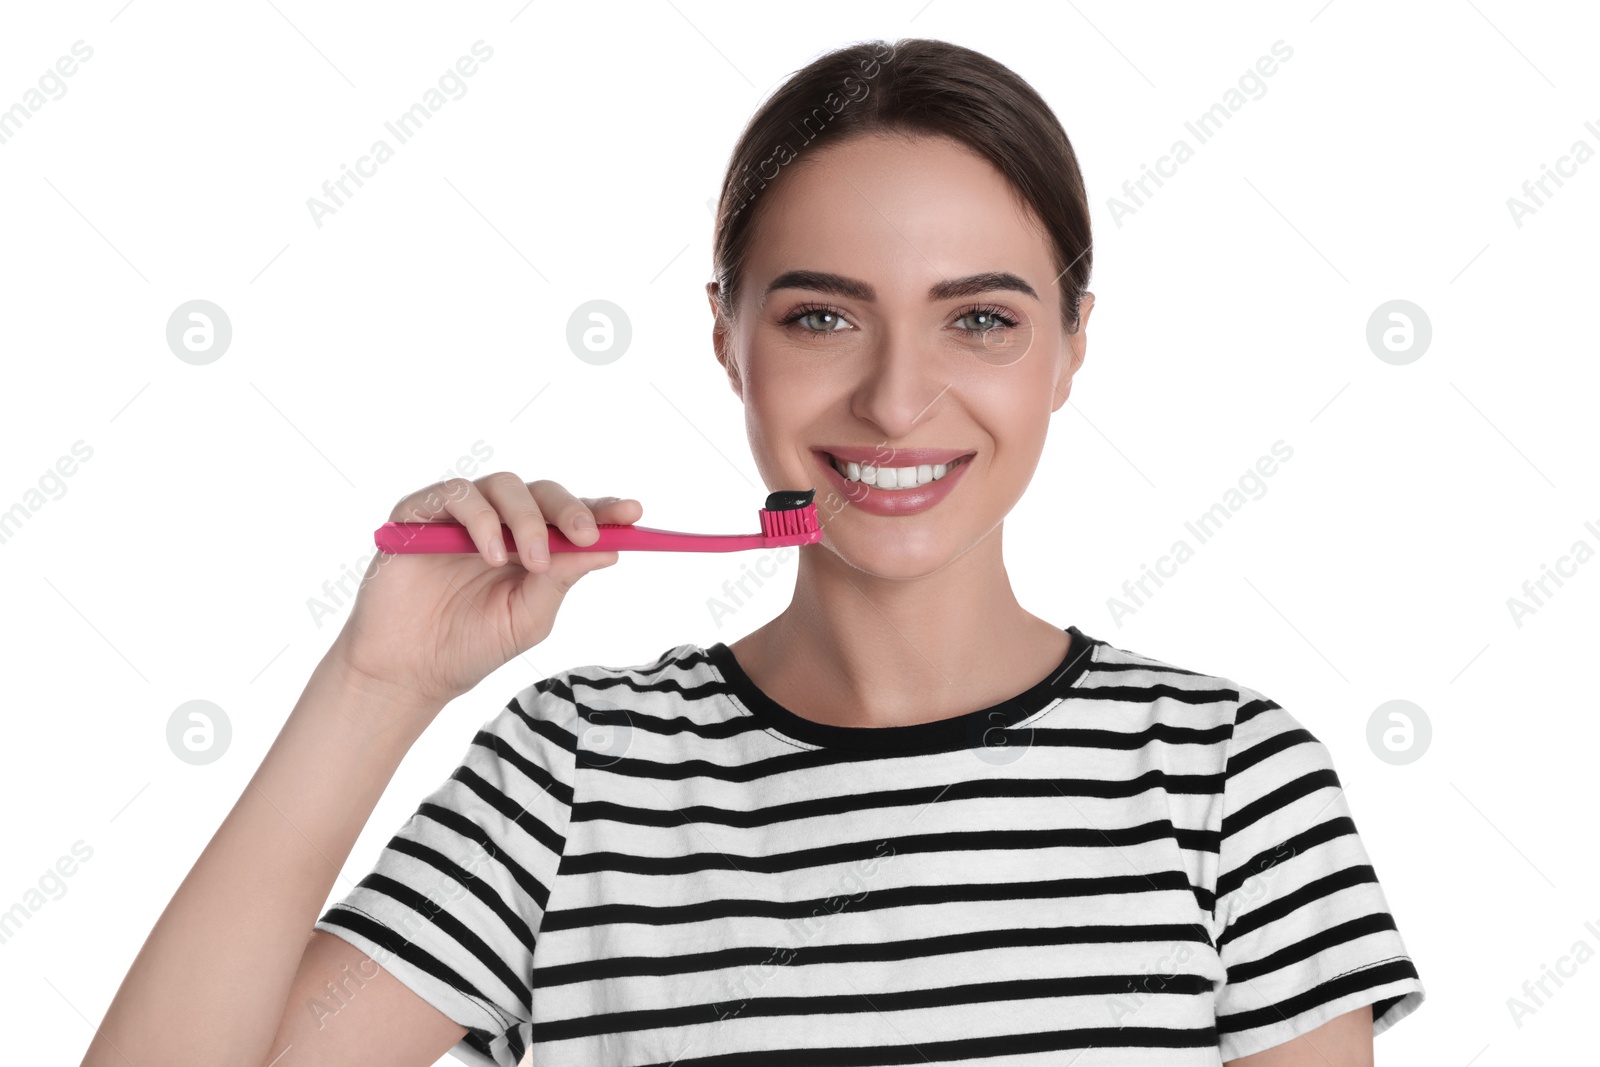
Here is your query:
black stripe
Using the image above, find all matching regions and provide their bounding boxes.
[640,1023,1220,1066]
[541,869,1193,932]
[1216,816,1357,898]
[1218,864,1380,948]
[1226,912,1401,984]
[621,646,695,677]
[1372,992,1406,1024]
[504,1021,527,1063]
[560,820,1206,877]
[463,1028,497,1059]
[573,769,1227,828]
[415,800,552,913]
[1072,682,1239,707]
[581,670,754,705]
[1217,957,1421,1035]
[535,971,1218,1044]
[580,698,756,741]
[584,720,1236,785]
[533,919,1213,989]
[1235,695,1280,727]
[1024,722,1235,749]
[1225,725,1317,778]
[1079,658,1213,678]
[1221,768,1342,839]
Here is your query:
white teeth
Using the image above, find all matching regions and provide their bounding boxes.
[829,454,967,489]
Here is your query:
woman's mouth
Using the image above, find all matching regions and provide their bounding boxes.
[824,452,973,491]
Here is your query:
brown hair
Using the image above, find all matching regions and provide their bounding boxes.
[709,37,1093,335]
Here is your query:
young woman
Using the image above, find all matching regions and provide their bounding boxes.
[84,37,1423,1067]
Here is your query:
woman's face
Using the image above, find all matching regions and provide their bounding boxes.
[710,131,1091,577]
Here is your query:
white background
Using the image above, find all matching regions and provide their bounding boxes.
[2,1,1596,1063]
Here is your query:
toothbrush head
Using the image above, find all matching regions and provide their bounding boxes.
[759,488,822,544]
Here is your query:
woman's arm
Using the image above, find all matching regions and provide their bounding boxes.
[1224,1005,1374,1067]
[81,475,629,1066]
[78,649,462,1067]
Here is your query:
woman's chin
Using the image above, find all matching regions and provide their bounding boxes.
[817,524,974,579]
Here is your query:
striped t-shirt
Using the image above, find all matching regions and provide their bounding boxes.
[315,624,1425,1066]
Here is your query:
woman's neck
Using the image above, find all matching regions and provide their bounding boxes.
[727,537,1072,729]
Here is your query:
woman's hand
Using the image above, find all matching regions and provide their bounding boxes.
[328,473,642,718]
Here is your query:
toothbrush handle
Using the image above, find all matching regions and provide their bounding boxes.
[375,521,769,554]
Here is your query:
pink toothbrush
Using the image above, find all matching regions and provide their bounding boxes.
[373,488,823,555]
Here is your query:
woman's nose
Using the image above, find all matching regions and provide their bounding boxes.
[847,333,952,438]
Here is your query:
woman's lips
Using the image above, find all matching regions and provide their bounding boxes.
[815,448,974,517]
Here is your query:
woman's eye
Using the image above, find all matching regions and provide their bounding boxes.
[787,308,850,332]
[955,307,1019,332]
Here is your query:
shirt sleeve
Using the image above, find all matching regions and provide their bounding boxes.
[313,672,580,1067]
[1210,687,1425,1061]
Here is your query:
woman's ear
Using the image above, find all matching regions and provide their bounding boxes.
[1052,291,1093,412]
[707,282,743,401]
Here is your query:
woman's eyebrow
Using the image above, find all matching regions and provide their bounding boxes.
[763,269,1039,304]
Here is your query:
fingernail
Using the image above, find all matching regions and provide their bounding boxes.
[488,537,506,563]
[574,513,595,530]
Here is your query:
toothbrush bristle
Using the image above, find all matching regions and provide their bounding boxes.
[760,488,820,538]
